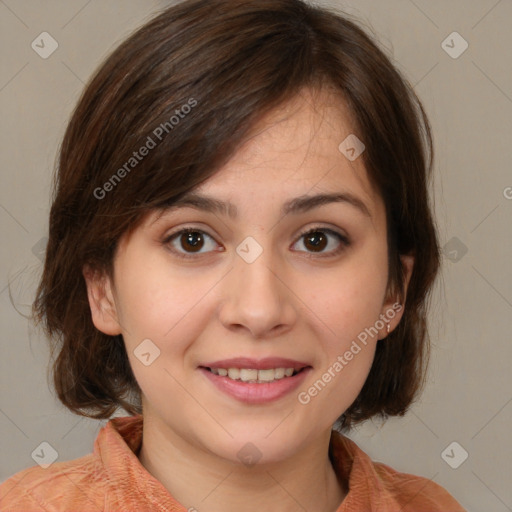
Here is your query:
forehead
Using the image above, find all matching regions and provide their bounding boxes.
[137,86,386,236]
[189,87,382,218]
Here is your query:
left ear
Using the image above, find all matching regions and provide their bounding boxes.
[83,264,123,336]
[378,254,414,340]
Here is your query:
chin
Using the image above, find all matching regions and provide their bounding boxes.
[207,425,309,466]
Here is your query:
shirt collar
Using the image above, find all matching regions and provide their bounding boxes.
[95,415,186,511]
[95,414,397,511]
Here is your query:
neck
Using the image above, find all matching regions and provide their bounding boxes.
[137,415,347,512]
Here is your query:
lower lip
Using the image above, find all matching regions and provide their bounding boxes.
[199,367,311,404]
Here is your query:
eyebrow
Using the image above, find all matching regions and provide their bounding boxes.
[161,191,372,219]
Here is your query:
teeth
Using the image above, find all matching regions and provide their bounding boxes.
[240,369,258,381]
[274,368,285,379]
[257,369,275,382]
[228,368,240,380]
[209,367,299,383]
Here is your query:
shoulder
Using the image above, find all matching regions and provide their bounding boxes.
[372,460,466,511]
[0,453,104,511]
[330,431,466,511]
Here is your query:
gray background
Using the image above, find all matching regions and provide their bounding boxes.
[1,1,511,510]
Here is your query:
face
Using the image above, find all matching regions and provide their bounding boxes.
[85,87,412,465]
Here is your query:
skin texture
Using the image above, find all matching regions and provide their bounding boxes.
[84,87,413,512]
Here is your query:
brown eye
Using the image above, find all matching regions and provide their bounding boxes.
[303,231,328,252]
[164,225,350,261]
[164,228,219,259]
[180,231,205,252]
[293,227,350,258]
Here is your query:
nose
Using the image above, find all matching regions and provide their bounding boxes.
[216,244,297,339]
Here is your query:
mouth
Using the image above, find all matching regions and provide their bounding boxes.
[201,366,307,384]
[198,357,312,403]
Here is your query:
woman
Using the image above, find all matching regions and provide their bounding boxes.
[0,0,466,510]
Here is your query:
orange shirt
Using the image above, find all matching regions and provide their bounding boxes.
[0,415,466,511]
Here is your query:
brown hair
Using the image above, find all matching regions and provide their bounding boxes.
[33,0,440,429]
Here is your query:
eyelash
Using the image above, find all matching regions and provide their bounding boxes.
[162,225,351,260]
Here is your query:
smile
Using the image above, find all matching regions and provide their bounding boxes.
[199,358,312,403]
[207,367,302,383]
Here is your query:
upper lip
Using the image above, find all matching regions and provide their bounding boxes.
[200,357,311,371]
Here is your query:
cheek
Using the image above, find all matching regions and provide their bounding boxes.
[297,270,384,422]
[294,245,387,411]
[115,259,208,403]
[113,253,209,341]
[305,251,388,340]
